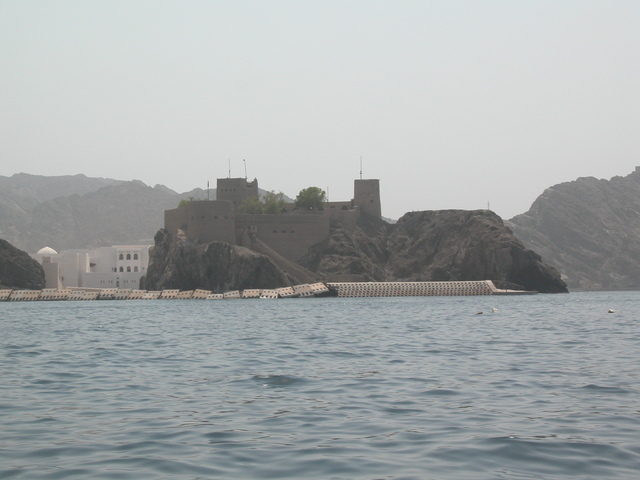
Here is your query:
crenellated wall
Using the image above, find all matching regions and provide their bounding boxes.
[327,205,360,231]
[163,177,381,262]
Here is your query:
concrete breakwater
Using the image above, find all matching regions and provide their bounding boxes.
[328,280,496,297]
[0,280,531,302]
[326,280,535,297]
[0,283,330,302]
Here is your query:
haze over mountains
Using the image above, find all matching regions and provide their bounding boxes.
[507,167,640,291]
[0,173,217,253]
[2,169,640,291]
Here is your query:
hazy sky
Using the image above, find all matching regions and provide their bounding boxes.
[1,1,639,220]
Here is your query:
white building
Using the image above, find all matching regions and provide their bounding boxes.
[33,245,151,289]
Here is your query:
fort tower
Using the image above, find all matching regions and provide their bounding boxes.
[353,179,381,218]
[217,178,259,207]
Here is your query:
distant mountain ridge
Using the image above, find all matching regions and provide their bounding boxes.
[0,173,122,208]
[507,168,640,290]
[0,173,292,253]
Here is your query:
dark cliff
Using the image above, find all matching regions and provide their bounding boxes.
[507,168,640,290]
[301,210,567,293]
[0,238,45,290]
[143,229,292,292]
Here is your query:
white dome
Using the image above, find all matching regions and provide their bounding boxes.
[37,246,58,255]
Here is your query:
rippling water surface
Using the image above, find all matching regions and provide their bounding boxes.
[2,292,640,479]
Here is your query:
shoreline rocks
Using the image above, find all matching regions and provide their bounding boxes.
[143,229,292,292]
[0,238,45,290]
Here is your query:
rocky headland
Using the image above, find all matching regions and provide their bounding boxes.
[301,210,567,293]
[143,229,292,292]
[507,168,640,290]
[145,210,567,293]
[0,238,45,290]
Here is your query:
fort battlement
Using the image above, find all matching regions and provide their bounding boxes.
[163,177,381,263]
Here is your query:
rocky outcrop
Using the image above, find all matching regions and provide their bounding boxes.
[302,218,391,281]
[143,229,292,292]
[301,210,567,293]
[0,238,45,289]
[387,210,567,292]
[507,168,640,290]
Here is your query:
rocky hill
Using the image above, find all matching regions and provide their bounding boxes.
[0,238,45,290]
[507,168,640,291]
[144,229,292,292]
[26,181,186,252]
[301,210,567,293]
[144,209,566,293]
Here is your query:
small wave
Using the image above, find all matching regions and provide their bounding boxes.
[578,384,633,394]
[424,388,459,396]
[252,374,306,387]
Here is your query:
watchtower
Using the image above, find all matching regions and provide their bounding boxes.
[353,179,381,218]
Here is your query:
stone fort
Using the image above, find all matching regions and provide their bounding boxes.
[164,177,381,263]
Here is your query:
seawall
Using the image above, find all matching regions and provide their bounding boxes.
[0,280,534,302]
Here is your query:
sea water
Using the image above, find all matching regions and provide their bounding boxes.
[1,292,639,479]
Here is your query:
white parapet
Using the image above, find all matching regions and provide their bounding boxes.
[192,289,211,299]
[8,290,41,301]
[55,289,71,300]
[128,290,147,300]
[114,289,132,300]
[292,284,314,297]
[38,288,58,301]
[206,293,224,300]
[39,289,71,301]
[309,283,330,295]
[176,290,194,299]
[241,289,261,299]
[0,289,12,301]
[67,290,99,301]
[66,290,86,301]
[260,289,278,299]
[223,290,241,299]
[160,289,179,299]
[98,288,118,300]
[276,286,297,298]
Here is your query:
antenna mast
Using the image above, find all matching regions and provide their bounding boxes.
[243,159,247,179]
[228,159,231,178]
[360,156,363,180]
[207,180,210,201]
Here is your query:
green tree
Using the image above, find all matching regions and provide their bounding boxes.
[238,196,264,214]
[178,197,197,208]
[263,190,285,214]
[295,187,326,210]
